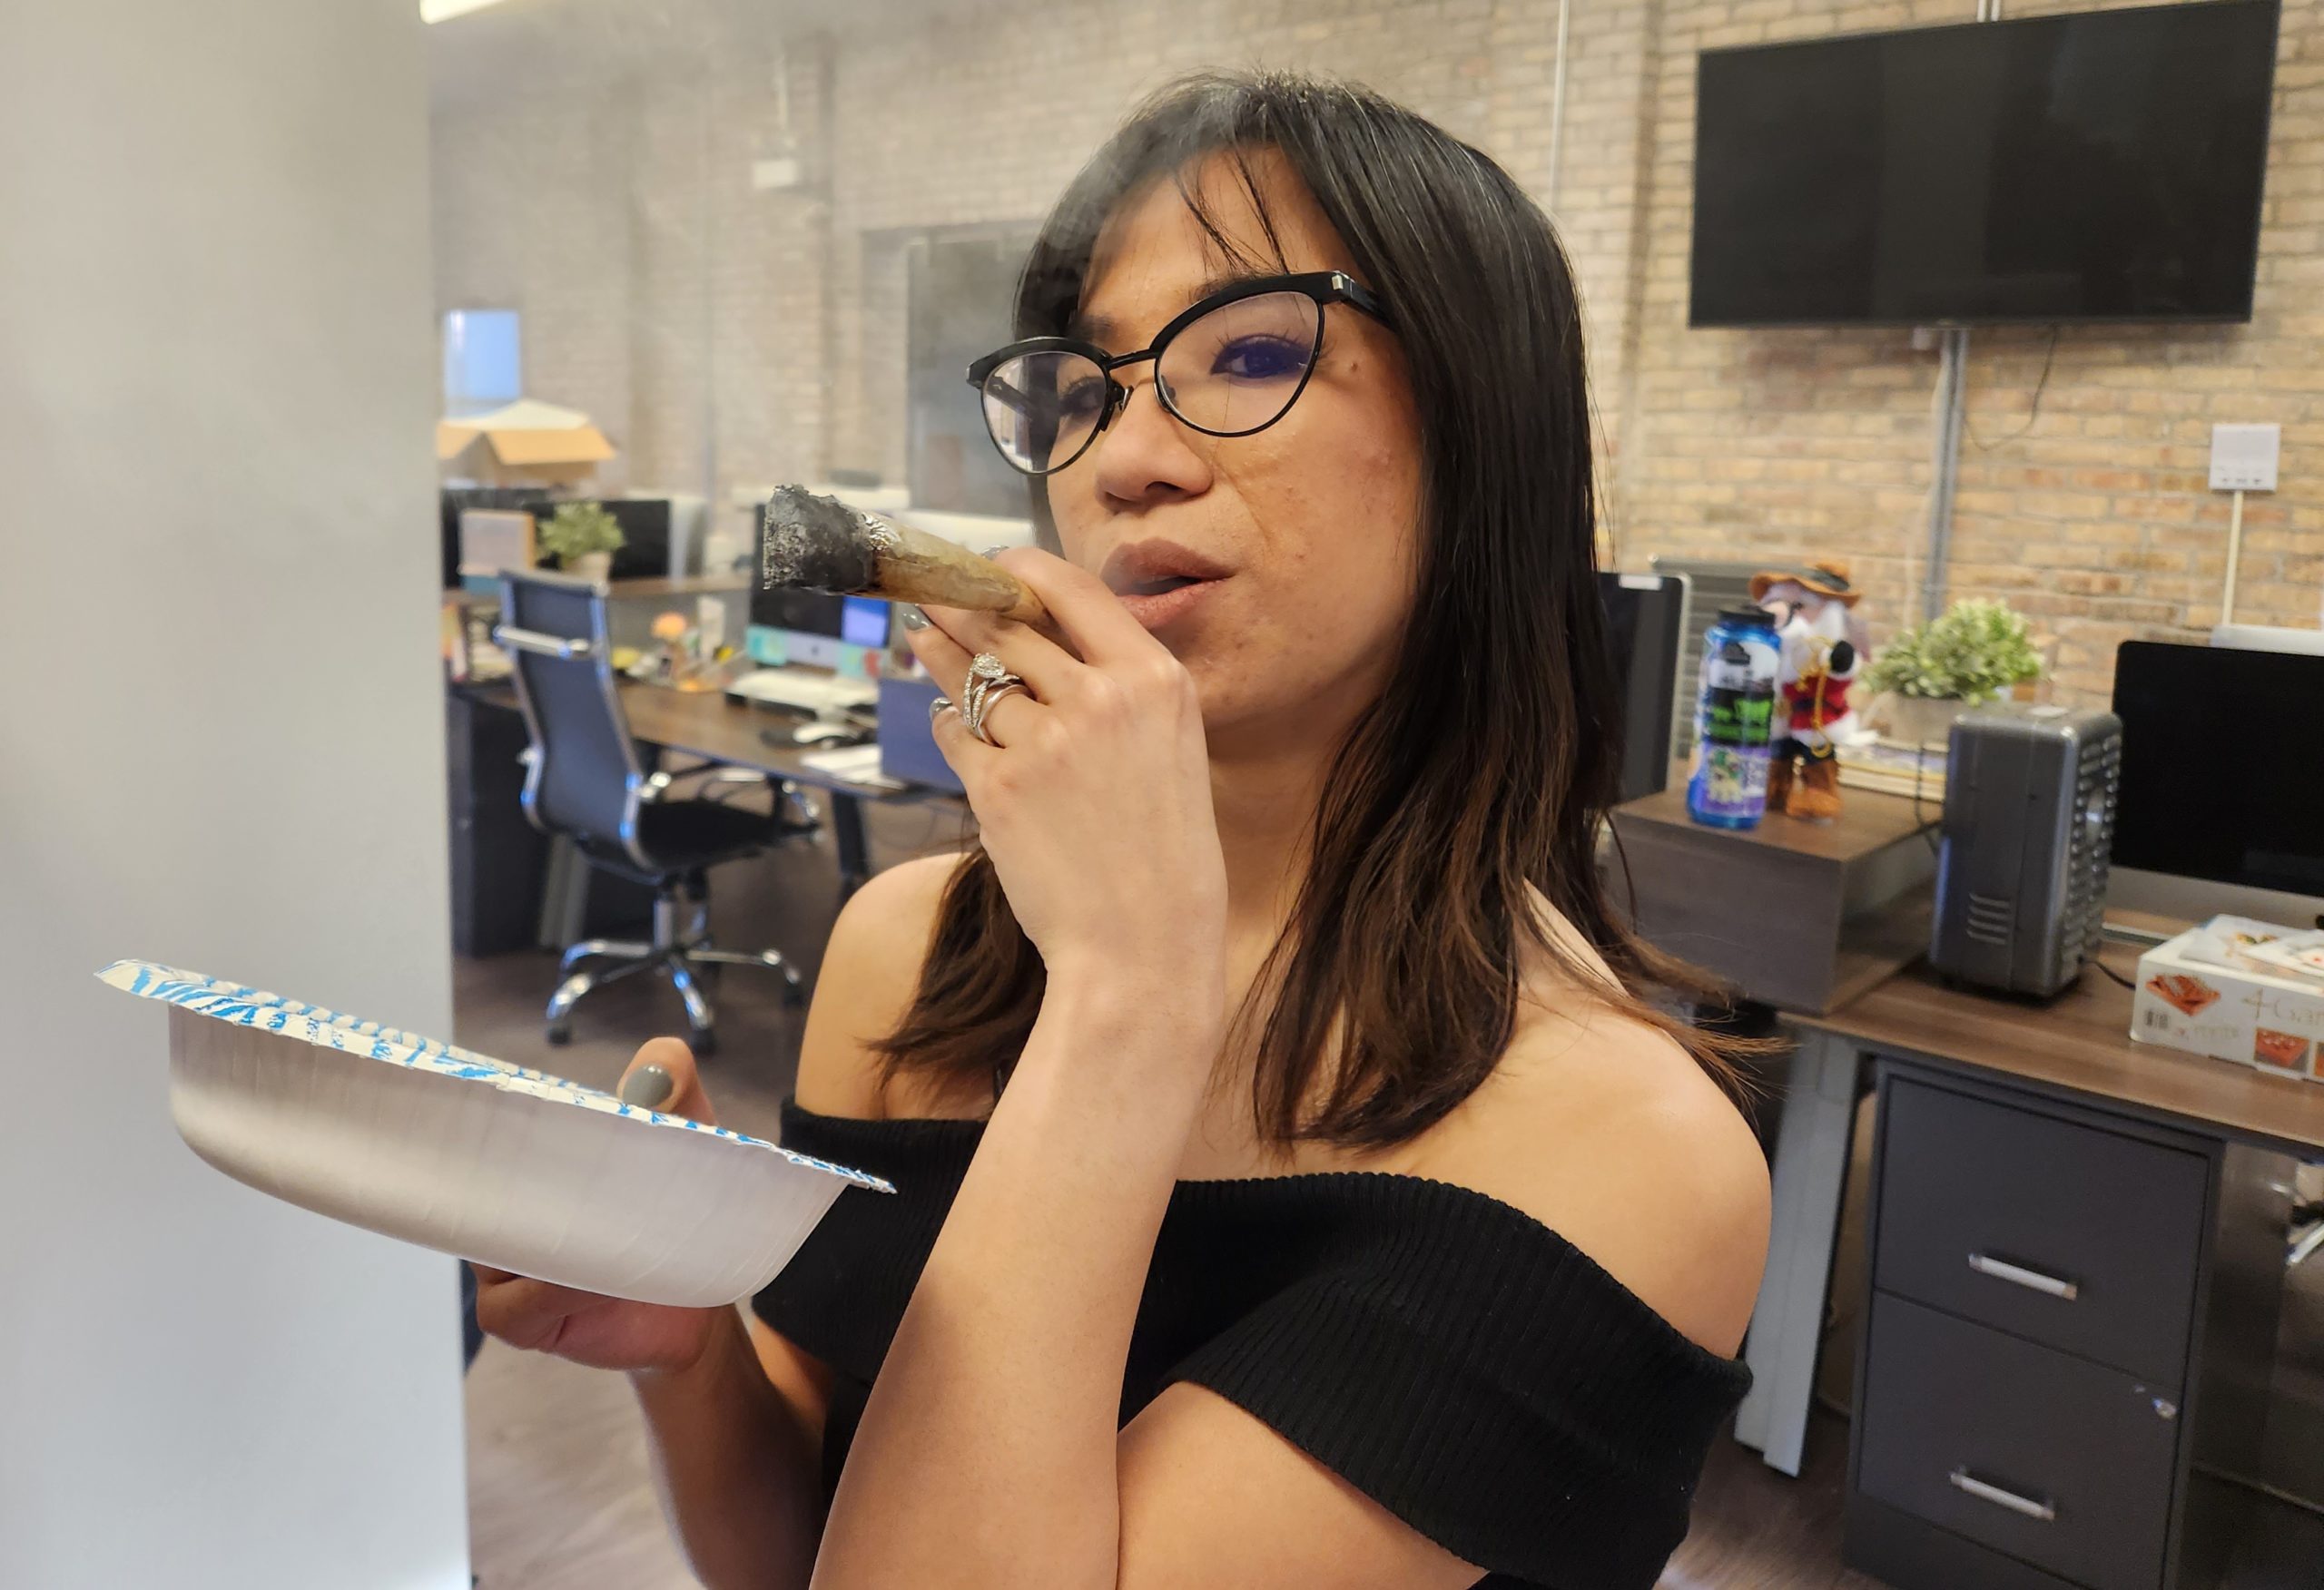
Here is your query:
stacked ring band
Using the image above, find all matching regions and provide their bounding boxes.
[960,651,1031,746]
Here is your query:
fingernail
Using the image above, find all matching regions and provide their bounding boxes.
[898,604,929,631]
[980,544,1009,559]
[929,694,951,723]
[619,1064,675,1109]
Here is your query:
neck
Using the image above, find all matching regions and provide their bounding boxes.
[1204,719,1335,942]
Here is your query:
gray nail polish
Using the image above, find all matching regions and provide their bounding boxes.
[980,544,1010,559]
[929,694,951,723]
[898,604,929,631]
[619,1064,675,1109]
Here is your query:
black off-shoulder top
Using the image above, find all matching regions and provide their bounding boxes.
[753,1100,1749,1590]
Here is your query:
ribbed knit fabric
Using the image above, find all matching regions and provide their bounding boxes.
[753,1099,1750,1590]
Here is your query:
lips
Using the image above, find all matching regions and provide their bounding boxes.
[1091,540,1228,634]
[1099,538,1234,598]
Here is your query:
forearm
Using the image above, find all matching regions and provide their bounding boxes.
[632,1305,824,1590]
[812,967,1220,1590]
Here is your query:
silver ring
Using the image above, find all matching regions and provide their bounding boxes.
[965,681,1030,746]
[959,652,1029,744]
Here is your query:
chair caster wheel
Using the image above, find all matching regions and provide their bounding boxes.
[545,1024,572,1046]
[687,1028,717,1058]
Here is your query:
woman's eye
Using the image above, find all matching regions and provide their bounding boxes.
[1058,377,1108,419]
[1211,336,1310,381]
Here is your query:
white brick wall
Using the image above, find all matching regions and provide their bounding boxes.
[432,0,2324,700]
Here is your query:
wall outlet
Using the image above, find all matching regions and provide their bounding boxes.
[751,155,803,191]
[2209,422,2280,492]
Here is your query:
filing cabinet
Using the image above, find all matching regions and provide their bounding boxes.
[1844,1066,2288,1590]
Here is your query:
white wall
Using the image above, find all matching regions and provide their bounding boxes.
[0,4,469,1587]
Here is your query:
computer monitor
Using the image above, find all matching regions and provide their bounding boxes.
[1597,572,1689,802]
[747,588,891,671]
[599,499,673,580]
[2108,640,2324,928]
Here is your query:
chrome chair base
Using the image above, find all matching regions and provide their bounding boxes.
[545,884,803,1057]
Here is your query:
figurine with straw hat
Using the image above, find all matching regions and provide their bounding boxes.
[1748,562,1872,823]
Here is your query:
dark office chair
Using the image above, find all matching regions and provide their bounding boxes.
[496,570,818,1056]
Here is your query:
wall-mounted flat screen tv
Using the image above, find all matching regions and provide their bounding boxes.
[1690,0,2279,328]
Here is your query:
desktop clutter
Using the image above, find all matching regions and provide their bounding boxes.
[1685,565,2052,834]
[2134,915,2324,1083]
[1687,560,1881,829]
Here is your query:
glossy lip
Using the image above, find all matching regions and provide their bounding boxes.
[1099,537,1235,597]
[1116,574,1224,633]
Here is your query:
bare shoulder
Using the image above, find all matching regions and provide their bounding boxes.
[791,850,970,1121]
[1407,993,1770,1359]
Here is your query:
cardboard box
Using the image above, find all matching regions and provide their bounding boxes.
[437,398,615,488]
[2132,926,2324,1080]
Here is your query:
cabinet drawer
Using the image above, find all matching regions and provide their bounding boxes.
[1857,1294,2181,1590]
[1875,1076,2208,1386]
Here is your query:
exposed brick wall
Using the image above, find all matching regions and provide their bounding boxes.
[432,0,2322,700]
[1617,0,2324,701]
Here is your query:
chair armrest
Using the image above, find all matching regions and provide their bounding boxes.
[643,763,770,806]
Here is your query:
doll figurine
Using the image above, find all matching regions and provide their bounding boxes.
[1748,563,1871,823]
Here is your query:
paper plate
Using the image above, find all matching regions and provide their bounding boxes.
[98,960,891,1308]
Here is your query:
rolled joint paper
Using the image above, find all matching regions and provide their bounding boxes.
[760,486,1050,630]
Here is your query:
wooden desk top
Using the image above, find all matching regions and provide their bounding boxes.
[1797,960,2324,1154]
[603,573,750,600]
[458,677,955,806]
[1613,777,1935,865]
[438,573,750,606]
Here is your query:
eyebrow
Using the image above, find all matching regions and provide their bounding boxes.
[1068,266,1277,348]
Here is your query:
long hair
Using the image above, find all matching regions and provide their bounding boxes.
[872,71,1751,1147]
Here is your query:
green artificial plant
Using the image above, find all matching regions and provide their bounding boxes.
[536,501,625,566]
[1862,597,2044,703]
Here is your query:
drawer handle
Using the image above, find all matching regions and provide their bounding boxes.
[1966,1251,2079,1300]
[1949,1467,2057,1522]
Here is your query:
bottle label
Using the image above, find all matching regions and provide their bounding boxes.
[1690,630,1778,822]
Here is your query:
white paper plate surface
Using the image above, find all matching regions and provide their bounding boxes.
[99,960,890,1307]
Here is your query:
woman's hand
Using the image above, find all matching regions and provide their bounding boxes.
[470,1037,724,1376]
[904,549,1227,989]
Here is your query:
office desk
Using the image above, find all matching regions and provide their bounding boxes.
[1740,959,2324,1589]
[458,678,963,904]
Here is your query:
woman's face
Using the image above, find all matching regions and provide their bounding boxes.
[1044,152,1423,744]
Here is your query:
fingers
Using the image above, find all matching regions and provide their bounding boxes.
[980,547,1159,667]
[471,1271,608,1355]
[617,1035,717,1126]
[910,590,1081,707]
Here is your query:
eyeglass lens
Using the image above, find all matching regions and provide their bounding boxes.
[979,290,1324,474]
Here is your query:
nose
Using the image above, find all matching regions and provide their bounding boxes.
[1089,367,1211,508]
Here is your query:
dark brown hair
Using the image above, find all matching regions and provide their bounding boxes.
[872,71,1754,1146]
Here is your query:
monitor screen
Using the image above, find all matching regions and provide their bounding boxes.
[1691,0,2279,327]
[2110,643,2324,901]
[1597,573,1687,803]
[842,596,891,649]
[751,588,845,638]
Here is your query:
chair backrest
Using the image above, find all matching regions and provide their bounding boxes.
[495,571,648,862]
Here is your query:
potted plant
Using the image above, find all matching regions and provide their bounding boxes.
[1861,597,2045,747]
[536,501,625,583]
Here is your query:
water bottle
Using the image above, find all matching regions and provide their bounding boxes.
[1688,604,1781,829]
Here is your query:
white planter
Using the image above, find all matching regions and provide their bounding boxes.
[1869,692,1967,749]
[566,550,613,583]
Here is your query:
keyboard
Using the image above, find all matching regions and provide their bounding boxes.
[726,667,879,714]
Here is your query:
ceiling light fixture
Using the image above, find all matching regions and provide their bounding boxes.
[421,0,516,24]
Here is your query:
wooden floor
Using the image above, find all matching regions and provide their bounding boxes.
[454,790,2320,1589]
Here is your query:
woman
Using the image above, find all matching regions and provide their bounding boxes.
[476,70,1769,1590]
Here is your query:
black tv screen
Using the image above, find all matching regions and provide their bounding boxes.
[1690,0,2278,328]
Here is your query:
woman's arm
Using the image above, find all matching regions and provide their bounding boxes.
[628,852,961,1589]
[813,963,1219,1590]
[630,1308,827,1590]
